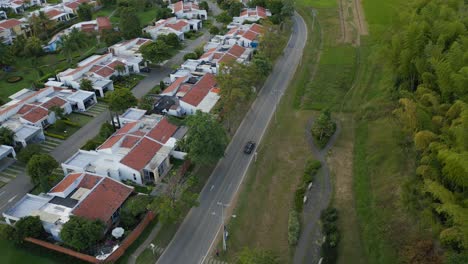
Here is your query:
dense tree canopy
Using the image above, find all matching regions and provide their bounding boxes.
[119,8,141,39]
[26,154,58,192]
[60,216,105,252]
[120,195,152,228]
[15,216,44,241]
[0,127,15,146]
[139,39,171,63]
[389,0,468,255]
[107,88,138,112]
[185,111,228,164]
[77,3,93,21]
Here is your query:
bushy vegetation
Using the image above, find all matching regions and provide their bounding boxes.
[303,158,321,184]
[120,195,152,229]
[320,207,340,264]
[288,210,300,246]
[386,0,468,258]
[17,144,42,164]
[0,216,45,244]
[311,109,336,148]
[60,216,105,252]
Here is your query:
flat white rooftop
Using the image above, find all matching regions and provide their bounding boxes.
[67,90,95,101]
[120,108,146,121]
[65,151,97,168]
[3,194,52,219]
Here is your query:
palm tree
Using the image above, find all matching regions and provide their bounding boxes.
[59,28,87,64]
[29,11,55,40]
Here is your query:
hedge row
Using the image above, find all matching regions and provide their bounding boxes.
[62,120,80,127]
[44,132,66,140]
[320,207,340,264]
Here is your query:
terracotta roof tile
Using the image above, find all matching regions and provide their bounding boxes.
[219,53,237,64]
[182,73,217,107]
[76,173,102,189]
[17,104,35,115]
[242,30,258,41]
[46,9,64,19]
[162,76,187,95]
[116,122,138,134]
[41,96,67,109]
[21,107,49,123]
[72,177,133,222]
[249,24,264,34]
[228,44,246,57]
[95,66,114,78]
[120,137,162,171]
[65,2,80,10]
[98,134,124,150]
[147,118,177,144]
[174,1,183,12]
[96,17,111,30]
[166,20,188,31]
[49,173,82,193]
[0,19,21,29]
[120,135,141,148]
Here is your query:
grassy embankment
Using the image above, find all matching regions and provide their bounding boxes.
[221,0,431,263]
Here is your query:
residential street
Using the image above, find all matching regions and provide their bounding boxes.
[156,12,308,264]
[0,27,216,215]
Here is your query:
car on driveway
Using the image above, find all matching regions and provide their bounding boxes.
[243,141,256,154]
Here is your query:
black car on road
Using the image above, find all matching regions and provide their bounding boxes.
[243,141,256,154]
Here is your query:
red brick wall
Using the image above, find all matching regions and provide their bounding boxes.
[105,211,155,262]
[24,237,100,264]
[24,211,156,264]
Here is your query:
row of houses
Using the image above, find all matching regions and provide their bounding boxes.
[143,16,202,41]
[0,85,97,147]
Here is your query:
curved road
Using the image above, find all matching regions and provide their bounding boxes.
[156,12,308,264]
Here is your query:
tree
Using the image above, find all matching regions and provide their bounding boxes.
[119,8,141,39]
[50,106,65,120]
[17,144,42,164]
[26,154,58,192]
[199,1,209,11]
[101,29,123,46]
[114,64,126,75]
[79,78,94,91]
[15,216,44,241]
[185,111,228,164]
[77,3,93,21]
[29,11,55,40]
[24,37,43,57]
[164,33,181,48]
[236,248,280,264]
[194,46,204,58]
[0,225,20,244]
[107,88,138,113]
[80,78,94,91]
[216,11,232,24]
[252,55,272,77]
[209,25,220,35]
[99,123,115,139]
[0,42,13,66]
[60,28,87,64]
[148,174,199,224]
[138,95,154,112]
[311,109,336,148]
[120,195,152,228]
[0,127,15,146]
[228,1,243,17]
[60,216,105,252]
[183,52,198,60]
[139,39,170,63]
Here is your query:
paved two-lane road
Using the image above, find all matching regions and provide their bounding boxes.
[157,13,308,264]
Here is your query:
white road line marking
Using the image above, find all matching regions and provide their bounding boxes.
[8,195,17,203]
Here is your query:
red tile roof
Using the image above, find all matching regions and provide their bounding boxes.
[21,106,48,123]
[120,137,162,171]
[96,17,111,30]
[49,173,82,193]
[76,173,102,189]
[174,1,183,12]
[95,66,114,78]
[107,60,125,70]
[228,44,246,57]
[120,135,141,148]
[64,2,80,10]
[242,30,258,41]
[249,24,264,34]
[166,20,188,31]
[46,9,64,19]
[0,19,21,30]
[226,27,238,35]
[147,118,177,144]
[80,23,95,33]
[200,48,216,59]
[182,73,217,107]
[98,134,124,150]
[72,177,133,222]
[162,76,186,95]
[41,96,67,109]
[17,104,35,115]
[219,53,237,64]
[116,122,138,134]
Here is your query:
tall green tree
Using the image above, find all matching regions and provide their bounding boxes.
[29,11,55,40]
[60,216,105,252]
[119,8,141,39]
[0,127,15,146]
[15,216,44,241]
[107,88,138,113]
[185,111,228,164]
[26,154,58,192]
[24,37,43,57]
[0,42,13,66]
[77,3,93,21]
[79,78,94,91]
[139,39,170,64]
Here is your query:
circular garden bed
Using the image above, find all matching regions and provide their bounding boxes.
[6,76,23,83]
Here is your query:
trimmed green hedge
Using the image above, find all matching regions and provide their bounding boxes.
[6,76,23,83]
[44,132,66,140]
[62,120,80,127]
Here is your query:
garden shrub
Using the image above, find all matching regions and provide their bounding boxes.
[294,186,306,212]
[320,207,340,264]
[62,120,80,127]
[17,144,42,164]
[44,132,66,140]
[288,210,300,246]
[183,52,198,60]
[304,158,321,184]
[82,139,102,150]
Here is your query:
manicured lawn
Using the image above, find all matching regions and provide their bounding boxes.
[0,230,86,264]
[113,74,146,90]
[93,6,116,19]
[0,44,99,102]
[137,9,159,26]
[68,113,94,127]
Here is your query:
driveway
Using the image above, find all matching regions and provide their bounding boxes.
[156,12,308,264]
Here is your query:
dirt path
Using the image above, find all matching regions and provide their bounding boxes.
[338,0,369,45]
[293,117,341,264]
